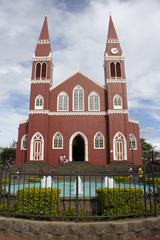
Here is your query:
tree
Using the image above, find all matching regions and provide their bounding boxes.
[141,138,159,162]
[0,140,17,164]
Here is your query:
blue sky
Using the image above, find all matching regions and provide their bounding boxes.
[0,0,160,149]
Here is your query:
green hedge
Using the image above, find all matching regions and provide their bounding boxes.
[16,188,60,217]
[113,176,129,183]
[27,177,41,183]
[157,186,160,213]
[145,177,160,185]
[96,188,144,217]
[0,178,10,185]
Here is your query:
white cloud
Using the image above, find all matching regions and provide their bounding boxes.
[0,0,160,147]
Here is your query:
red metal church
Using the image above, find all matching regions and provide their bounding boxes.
[16,16,142,166]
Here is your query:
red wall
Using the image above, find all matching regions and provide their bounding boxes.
[16,73,142,166]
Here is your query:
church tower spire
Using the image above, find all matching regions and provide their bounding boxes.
[31,16,53,82]
[35,16,52,57]
[105,16,122,56]
[29,17,53,113]
[104,16,129,163]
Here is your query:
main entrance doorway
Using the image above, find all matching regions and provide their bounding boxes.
[72,135,85,161]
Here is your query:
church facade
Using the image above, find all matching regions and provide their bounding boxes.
[16,16,142,166]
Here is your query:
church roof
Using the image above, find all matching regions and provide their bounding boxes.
[50,72,106,91]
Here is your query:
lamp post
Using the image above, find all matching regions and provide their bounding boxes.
[151,146,156,163]
[131,146,135,175]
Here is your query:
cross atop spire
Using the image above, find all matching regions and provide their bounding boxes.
[35,17,52,57]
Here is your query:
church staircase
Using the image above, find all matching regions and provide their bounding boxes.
[9,161,138,175]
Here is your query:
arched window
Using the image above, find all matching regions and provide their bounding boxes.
[113,94,122,109]
[53,132,63,149]
[35,95,44,110]
[73,85,84,111]
[41,62,47,78]
[94,132,104,149]
[110,62,116,77]
[113,132,127,160]
[36,63,41,78]
[129,134,137,150]
[30,132,44,161]
[21,134,28,150]
[116,62,121,77]
[88,91,100,111]
[57,92,69,111]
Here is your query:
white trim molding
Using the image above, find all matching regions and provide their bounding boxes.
[32,54,52,62]
[69,132,88,162]
[106,79,126,83]
[129,119,139,124]
[105,55,125,61]
[108,109,128,114]
[38,39,50,44]
[31,80,51,84]
[19,119,28,125]
[29,110,49,114]
[29,110,107,116]
[50,71,106,91]
[107,39,119,43]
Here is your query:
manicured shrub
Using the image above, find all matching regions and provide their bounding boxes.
[145,177,160,185]
[27,177,41,183]
[60,207,86,217]
[0,178,10,185]
[156,186,160,213]
[113,176,129,183]
[16,188,60,217]
[96,188,144,217]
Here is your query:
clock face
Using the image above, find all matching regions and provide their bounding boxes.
[111,47,118,54]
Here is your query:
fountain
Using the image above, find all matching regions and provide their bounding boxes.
[103,176,115,188]
[73,176,83,195]
[41,176,53,188]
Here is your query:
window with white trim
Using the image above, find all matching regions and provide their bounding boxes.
[129,134,137,150]
[110,62,122,78]
[88,91,100,111]
[41,62,47,78]
[113,94,122,109]
[35,62,47,79]
[30,132,44,161]
[21,134,28,150]
[73,85,84,111]
[35,95,44,110]
[36,62,41,78]
[57,92,69,111]
[94,132,104,149]
[113,132,127,160]
[53,132,63,149]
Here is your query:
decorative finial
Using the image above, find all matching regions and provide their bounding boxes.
[109,11,112,17]
[75,63,80,72]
